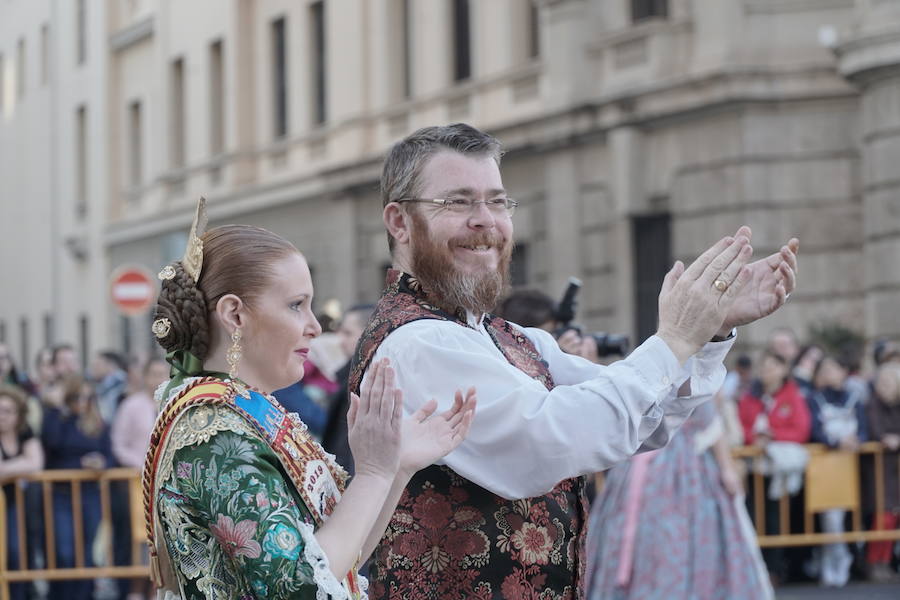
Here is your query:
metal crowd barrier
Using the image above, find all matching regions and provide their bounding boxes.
[0,468,148,600]
[733,442,900,547]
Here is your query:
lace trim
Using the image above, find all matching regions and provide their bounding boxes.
[295,521,367,600]
[157,404,259,495]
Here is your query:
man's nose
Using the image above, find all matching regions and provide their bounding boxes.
[467,200,497,229]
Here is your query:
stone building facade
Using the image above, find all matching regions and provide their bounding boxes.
[1,0,898,365]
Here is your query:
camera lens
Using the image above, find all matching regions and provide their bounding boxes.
[590,333,630,357]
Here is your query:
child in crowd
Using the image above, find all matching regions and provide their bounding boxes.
[866,363,900,582]
[807,355,868,587]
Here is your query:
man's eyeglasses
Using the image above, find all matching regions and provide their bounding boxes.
[395,197,518,216]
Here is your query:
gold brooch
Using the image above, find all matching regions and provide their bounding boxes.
[158,265,176,280]
[152,318,172,339]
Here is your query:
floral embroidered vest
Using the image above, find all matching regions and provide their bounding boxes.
[349,270,587,600]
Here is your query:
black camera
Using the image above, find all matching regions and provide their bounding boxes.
[552,277,630,358]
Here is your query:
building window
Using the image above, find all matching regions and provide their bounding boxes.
[528,2,540,59]
[77,0,87,65]
[271,17,288,138]
[170,57,185,168]
[128,100,143,186]
[19,318,29,373]
[16,38,25,99]
[632,213,671,344]
[43,313,54,347]
[76,105,88,218]
[388,0,412,100]
[209,39,224,156]
[0,320,6,343]
[310,2,327,125]
[121,315,132,357]
[510,243,530,287]
[513,1,540,63]
[0,54,5,113]
[79,314,89,373]
[40,24,50,85]
[452,0,471,82]
[632,0,668,22]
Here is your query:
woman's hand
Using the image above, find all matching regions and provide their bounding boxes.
[347,359,403,480]
[400,388,476,474]
[720,461,744,496]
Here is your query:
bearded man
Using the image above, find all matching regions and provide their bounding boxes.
[349,123,799,599]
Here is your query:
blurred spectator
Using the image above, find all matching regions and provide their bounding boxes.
[807,354,867,587]
[273,331,342,441]
[322,304,375,476]
[90,350,128,424]
[0,384,44,600]
[866,363,900,582]
[0,344,33,394]
[51,343,79,378]
[111,357,167,600]
[111,357,167,468]
[41,374,113,600]
[739,350,811,585]
[739,351,811,446]
[767,327,800,365]
[0,345,43,436]
[792,344,824,399]
[808,355,867,451]
[873,339,900,368]
[718,354,753,446]
[32,348,56,395]
[498,289,557,331]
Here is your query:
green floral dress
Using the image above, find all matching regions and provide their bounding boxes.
[156,399,349,599]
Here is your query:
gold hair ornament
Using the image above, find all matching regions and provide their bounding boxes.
[182,197,208,283]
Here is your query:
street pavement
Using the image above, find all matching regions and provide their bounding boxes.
[776,582,900,599]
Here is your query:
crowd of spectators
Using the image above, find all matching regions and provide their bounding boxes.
[716,328,900,587]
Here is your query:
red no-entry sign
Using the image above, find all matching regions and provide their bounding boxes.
[110,266,156,316]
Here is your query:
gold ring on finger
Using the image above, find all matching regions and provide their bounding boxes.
[713,279,728,293]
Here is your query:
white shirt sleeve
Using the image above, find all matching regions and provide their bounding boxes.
[363,320,734,499]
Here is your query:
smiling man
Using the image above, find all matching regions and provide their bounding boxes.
[350,123,799,599]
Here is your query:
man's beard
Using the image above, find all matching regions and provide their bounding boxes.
[409,214,512,316]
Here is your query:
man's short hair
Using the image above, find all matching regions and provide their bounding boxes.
[99,350,127,372]
[498,290,556,329]
[380,123,503,253]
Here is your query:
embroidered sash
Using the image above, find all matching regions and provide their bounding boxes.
[142,377,362,597]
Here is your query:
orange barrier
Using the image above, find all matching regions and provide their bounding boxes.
[732,442,900,547]
[0,468,148,600]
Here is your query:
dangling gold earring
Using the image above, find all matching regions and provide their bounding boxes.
[226,328,243,380]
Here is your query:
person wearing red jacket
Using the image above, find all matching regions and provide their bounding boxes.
[738,350,811,586]
[739,351,811,445]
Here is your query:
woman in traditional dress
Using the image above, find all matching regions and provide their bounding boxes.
[143,199,476,599]
[585,400,773,600]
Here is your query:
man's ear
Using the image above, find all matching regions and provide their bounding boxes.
[383,203,412,247]
[215,294,246,334]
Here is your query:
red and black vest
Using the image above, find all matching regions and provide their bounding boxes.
[349,270,587,600]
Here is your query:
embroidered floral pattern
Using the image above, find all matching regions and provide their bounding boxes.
[352,270,587,599]
[157,408,337,599]
[209,514,262,559]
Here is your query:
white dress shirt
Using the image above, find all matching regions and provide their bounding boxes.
[364,315,734,500]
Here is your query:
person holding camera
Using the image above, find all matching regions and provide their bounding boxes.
[350,123,799,599]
